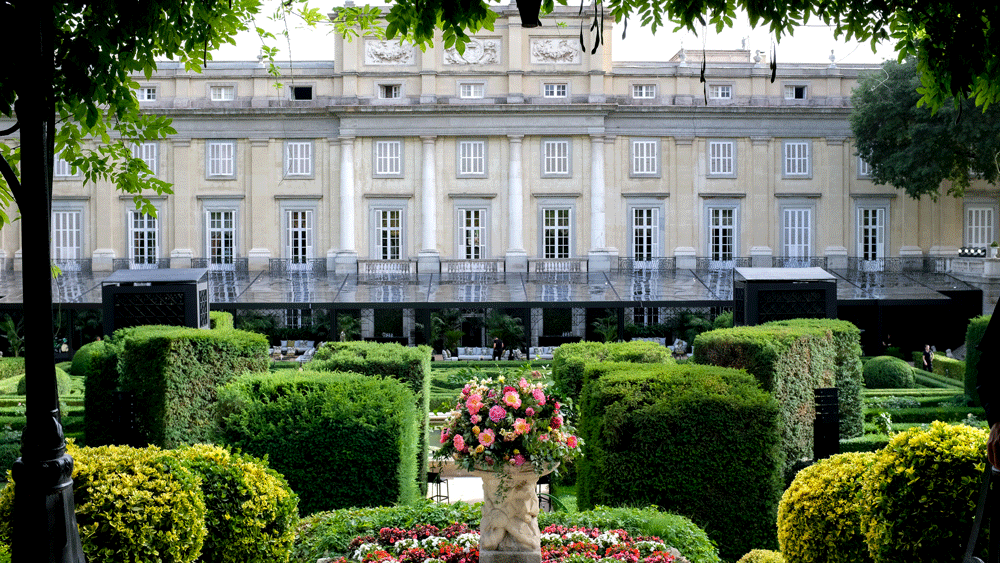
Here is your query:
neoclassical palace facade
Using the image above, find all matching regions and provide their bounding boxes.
[8,6,998,277]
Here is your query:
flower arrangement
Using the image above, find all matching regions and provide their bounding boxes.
[435,367,582,479]
[339,525,682,563]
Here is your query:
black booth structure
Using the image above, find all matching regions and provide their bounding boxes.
[101,268,211,335]
[733,267,838,326]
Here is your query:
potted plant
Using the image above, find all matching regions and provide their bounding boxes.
[991,241,998,258]
[436,366,582,563]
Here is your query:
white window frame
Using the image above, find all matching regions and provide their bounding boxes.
[627,203,664,261]
[783,84,808,100]
[281,202,317,270]
[53,155,77,178]
[538,200,575,259]
[289,85,314,101]
[206,140,236,179]
[540,138,571,177]
[708,84,733,100]
[369,199,408,261]
[52,201,85,267]
[205,209,237,270]
[458,82,485,99]
[703,198,741,265]
[630,139,660,178]
[128,208,160,268]
[543,83,568,98]
[964,198,998,247]
[373,139,404,178]
[858,156,872,178]
[781,206,813,259]
[378,83,402,99]
[456,139,487,178]
[458,207,487,260]
[209,84,236,101]
[854,200,890,262]
[284,140,314,178]
[132,141,158,176]
[782,140,812,178]
[136,86,157,102]
[707,140,736,178]
[632,84,656,99]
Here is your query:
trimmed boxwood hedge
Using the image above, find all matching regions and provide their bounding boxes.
[576,362,781,560]
[550,340,675,400]
[216,371,419,515]
[309,341,432,493]
[863,356,914,389]
[965,315,991,406]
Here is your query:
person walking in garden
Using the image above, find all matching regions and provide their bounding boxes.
[923,344,934,372]
[492,337,504,361]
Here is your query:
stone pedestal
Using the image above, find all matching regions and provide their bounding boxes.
[505,250,528,273]
[674,247,696,270]
[335,250,358,275]
[477,467,549,563]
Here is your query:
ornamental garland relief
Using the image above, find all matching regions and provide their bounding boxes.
[443,38,501,65]
[529,38,581,64]
[364,40,416,65]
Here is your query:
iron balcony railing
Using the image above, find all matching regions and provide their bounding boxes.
[112,258,171,271]
[771,256,828,269]
[191,257,249,274]
[618,257,676,272]
[268,258,328,275]
[528,258,588,273]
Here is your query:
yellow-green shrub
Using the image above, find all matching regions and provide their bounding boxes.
[862,356,913,389]
[860,422,987,563]
[174,444,299,563]
[777,452,875,563]
[738,550,785,563]
[0,442,207,563]
[15,366,71,395]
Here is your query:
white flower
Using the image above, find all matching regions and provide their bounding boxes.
[393,538,419,554]
[634,540,669,556]
[420,536,447,550]
[352,542,381,560]
[454,533,481,548]
[565,531,590,543]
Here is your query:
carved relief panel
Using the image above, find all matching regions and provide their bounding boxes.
[364,40,416,65]
[443,38,502,65]
[529,39,581,64]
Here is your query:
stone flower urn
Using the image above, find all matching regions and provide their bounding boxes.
[476,465,553,563]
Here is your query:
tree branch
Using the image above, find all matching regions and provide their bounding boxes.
[0,121,18,136]
[0,152,22,203]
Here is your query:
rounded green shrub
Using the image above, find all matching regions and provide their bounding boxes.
[860,421,987,563]
[14,366,71,395]
[0,442,207,563]
[174,444,299,563]
[70,340,108,376]
[738,550,785,563]
[862,356,913,389]
[778,452,875,563]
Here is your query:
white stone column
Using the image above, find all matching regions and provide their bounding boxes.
[336,136,358,274]
[506,135,528,272]
[587,135,616,272]
[417,136,440,274]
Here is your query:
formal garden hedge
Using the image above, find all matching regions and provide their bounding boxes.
[693,319,864,471]
[575,362,781,560]
[215,371,419,515]
[0,442,298,563]
[909,351,965,381]
[863,356,914,389]
[310,341,432,492]
[965,314,992,405]
[549,340,675,400]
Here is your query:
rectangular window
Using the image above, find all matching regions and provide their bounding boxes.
[379,84,401,99]
[783,208,812,258]
[137,86,157,102]
[784,85,807,100]
[207,141,235,178]
[632,208,659,260]
[459,83,485,99]
[709,141,735,176]
[129,211,159,267]
[54,156,75,177]
[966,206,995,247]
[285,141,313,176]
[543,208,571,259]
[374,140,402,176]
[287,209,313,268]
[543,83,567,98]
[376,209,402,260]
[458,140,485,176]
[784,141,810,176]
[858,157,872,178]
[461,209,485,260]
[290,85,313,100]
[206,210,236,269]
[632,84,656,99]
[542,139,570,176]
[210,85,235,101]
[631,140,658,176]
[858,207,885,260]
[132,142,158,175]
[709,84,732,99]
[52,210,82,262]
[709,207,736,261]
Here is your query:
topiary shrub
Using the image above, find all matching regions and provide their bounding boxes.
[15,366,71,396]
[966,315,991,405]
[71,340,107,377]
[738,550,785,563]
[0,442,207,563]
[860,421,987,563]
[550,341,674,400]
[778,452,875,563]
[862,356,913,389]
[174,444,299,563]
[0,358,24,380]
[210,310,235,330]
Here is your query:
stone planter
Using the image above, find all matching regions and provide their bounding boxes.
[476,466,552,563]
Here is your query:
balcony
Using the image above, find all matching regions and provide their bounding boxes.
[528,258,588,273]
[268,259,328,275]
[618,257,676,273]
